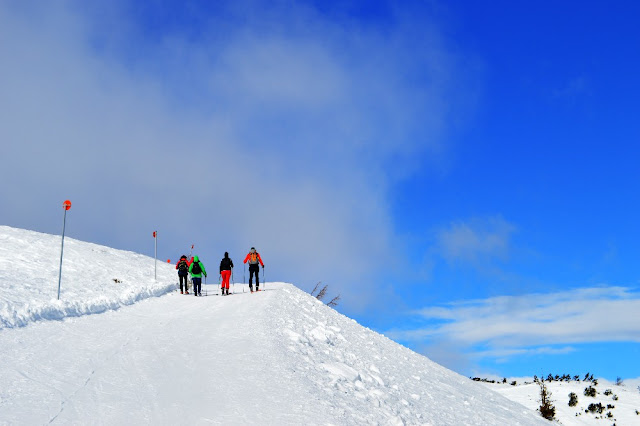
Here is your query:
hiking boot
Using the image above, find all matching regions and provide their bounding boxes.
[186,291,189,295]
[180,291,183,294]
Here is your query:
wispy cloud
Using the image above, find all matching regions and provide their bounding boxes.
[389,286,640,356]
[435,216,516,264]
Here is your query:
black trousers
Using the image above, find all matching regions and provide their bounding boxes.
[249,264,260,288]
[178,273,188,292]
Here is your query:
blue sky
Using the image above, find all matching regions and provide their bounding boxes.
[1,0,638,380]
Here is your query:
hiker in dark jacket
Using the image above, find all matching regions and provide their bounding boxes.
[175,255,190,294]
[219,252,234,296]
[188,255,207,297]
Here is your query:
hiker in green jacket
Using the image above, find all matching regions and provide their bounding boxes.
[189,255,207,297]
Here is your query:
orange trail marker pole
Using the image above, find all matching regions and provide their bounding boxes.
[57,200,72,300]
[153,231,157,281]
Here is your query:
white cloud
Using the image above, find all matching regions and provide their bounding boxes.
[0,1,470,312]
[389,286,640,355]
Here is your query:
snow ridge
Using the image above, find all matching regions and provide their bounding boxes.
[269,285,547,425]
[0,225,176,329]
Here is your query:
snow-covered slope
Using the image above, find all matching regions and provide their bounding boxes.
[481,378,640,425]
[0,225,175,329]
[0,226,548,424]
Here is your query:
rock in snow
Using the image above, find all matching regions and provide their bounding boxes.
[0,226,547,424]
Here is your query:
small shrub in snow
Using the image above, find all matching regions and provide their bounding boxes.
[568,392,578,407]
[586,402,604,414]
[584,386,597,397]
[538,382,556,421]
[327,295,340,307]
[604,389,613,396]
[510,380,517,386]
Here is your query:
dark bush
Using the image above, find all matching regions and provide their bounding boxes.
[584,386,597,397]
[538,382,556,421]
[568,392,578,407]
[587,403,604,414]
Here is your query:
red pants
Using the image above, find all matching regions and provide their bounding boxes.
[221,270,231,289]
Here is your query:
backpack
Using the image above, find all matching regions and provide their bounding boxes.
[249,252,258,264]
[178,259,188,272]
[191,261,202,275]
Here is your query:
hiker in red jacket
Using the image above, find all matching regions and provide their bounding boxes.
[175,255,189,294]
[243,247,264,292]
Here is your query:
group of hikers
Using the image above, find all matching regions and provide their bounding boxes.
[174,247,265,297]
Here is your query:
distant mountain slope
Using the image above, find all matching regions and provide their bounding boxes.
[481,377,640,425]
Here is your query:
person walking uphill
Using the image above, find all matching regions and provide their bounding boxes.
[175,255,190,294]
[243,247,264,293]
[189,255,207,297]
[219,252,233,296]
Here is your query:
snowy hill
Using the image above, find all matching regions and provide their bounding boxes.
[480,377,640,425]
[0,226,550,424]
[0,225,176,329]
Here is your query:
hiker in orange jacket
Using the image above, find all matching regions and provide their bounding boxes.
[243,247,264,292]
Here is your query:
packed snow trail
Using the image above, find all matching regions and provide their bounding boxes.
[1,286,324,424]
[0,283,546,425]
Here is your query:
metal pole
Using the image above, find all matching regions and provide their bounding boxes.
[57,209,67,300]
[154,231,157,281]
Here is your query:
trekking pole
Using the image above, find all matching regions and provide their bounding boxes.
[205,274,207,296]
[232,268,235,294]
[263,266,265,291]
[244,263,246,293]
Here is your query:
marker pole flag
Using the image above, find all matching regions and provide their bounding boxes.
[57,200,72,300]
[153,231,157,281]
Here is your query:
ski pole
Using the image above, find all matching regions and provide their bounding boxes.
[262,265,265,291]
[232,268,235,294]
